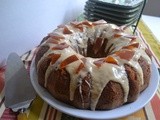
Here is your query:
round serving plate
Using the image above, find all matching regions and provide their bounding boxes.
[30,59,159,120]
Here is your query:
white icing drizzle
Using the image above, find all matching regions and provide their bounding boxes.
[108,37,132,53]
[113,53,144,85]
[65,60,82,101]
[36,20,152,110]
[80,58,129,110]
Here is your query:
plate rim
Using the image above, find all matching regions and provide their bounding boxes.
[84,6,138,19]
[30,59,159,120]
[89,0,144,9]
[86,1,142,13]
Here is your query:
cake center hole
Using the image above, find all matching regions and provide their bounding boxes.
[77,38,109,58]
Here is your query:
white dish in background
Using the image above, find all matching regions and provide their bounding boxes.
[91,0,144,7]
[30,59,159,120]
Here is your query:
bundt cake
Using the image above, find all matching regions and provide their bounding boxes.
[35,20,152,110]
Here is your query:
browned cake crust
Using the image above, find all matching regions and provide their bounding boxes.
[35,20,152,110]
[138,56,151,91]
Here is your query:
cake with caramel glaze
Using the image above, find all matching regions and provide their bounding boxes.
[35,20,152,110]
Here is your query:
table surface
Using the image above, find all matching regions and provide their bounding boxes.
[142,15,160,42]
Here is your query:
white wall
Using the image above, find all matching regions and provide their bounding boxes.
[0,0,87,60]
[143,0,160,17]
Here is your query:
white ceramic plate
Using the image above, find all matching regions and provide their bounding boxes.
[30,59,159,120]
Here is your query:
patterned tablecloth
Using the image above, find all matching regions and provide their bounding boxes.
[0,20,160,120]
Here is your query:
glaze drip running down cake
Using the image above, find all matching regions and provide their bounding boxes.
[35,20,152,110]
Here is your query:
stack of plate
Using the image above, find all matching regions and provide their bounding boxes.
[84,0,145,26]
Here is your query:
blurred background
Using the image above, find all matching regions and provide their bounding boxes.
[0,0,159,60]
[0,0,87,60]
[143,0,160,17]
